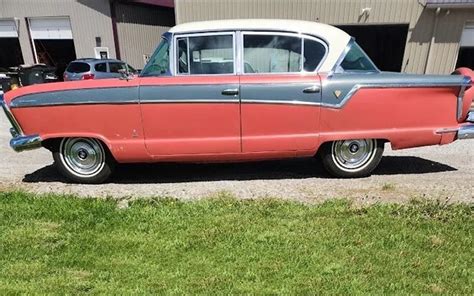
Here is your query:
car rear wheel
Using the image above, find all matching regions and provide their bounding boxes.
[320,139,384,178]
[53,138,114,183]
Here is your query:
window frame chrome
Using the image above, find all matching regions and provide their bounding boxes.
[239,30,329,75]
[172,31,238,76]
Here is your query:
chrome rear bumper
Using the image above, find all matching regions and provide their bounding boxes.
[10,134,42,152]
[457,111,474,140]
[467,111,474,123]
[1,94,42,152]
[458,125,474,139]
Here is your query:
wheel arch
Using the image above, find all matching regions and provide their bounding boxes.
[41,133,115,160]
[316,138,389,157]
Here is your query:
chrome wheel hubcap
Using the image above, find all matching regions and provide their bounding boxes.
[60,138,105,177]
[332,139,376,171]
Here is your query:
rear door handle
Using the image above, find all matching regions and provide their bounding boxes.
[222,88,239,96]
[303,85,321,93]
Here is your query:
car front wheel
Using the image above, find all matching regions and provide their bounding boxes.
[53,138,114,183]
[320,139,384,178]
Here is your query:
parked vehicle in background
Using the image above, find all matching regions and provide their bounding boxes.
[1,19,474,183]
[63,59,137,81]
[0,64,57,88]
[17,64,58,85]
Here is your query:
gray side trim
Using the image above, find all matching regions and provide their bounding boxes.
[325,81,471,109]
[10,87,139,108]
[8,76,471,109]
[241,99,320,106]
[320,73,471,109]
[140,99,240,104]
[241,83,320,104]
[139,84,240,103]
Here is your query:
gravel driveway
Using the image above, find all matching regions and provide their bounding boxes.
[0,113,472,204]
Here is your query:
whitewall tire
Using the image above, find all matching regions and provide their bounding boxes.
[320,139,384,178]
[53,138,114,183]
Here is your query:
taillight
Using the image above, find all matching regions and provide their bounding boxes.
[81,73,95,80]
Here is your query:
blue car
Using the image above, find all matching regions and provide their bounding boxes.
[63,58,137,81]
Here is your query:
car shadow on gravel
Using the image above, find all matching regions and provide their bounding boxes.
[22,156,457,184]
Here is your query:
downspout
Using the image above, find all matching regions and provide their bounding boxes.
[424,7,441,74]
[110,0,121,60]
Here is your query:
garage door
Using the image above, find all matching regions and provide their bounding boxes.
[460,22,474,47]
[337,24,409,72]
[29,17,72,40]
[0,19,18,38]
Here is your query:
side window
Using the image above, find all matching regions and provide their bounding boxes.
[243,34,302,73]
[340,42,377,72]
[303,39,326,72]
[176,34,234,75]
[141,38,170,76]
[94,63,107,72]
[109,62,126,73]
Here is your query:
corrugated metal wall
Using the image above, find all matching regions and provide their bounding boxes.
[0,0,116,64]
[175,0,474,74]
[115,2,175,68]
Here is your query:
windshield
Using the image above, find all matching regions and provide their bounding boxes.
[141,37,170,77]
[340,42,378,72]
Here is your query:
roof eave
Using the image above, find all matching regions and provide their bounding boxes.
[426,4,474,8]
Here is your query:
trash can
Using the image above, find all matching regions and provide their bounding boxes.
[18,64,58,86]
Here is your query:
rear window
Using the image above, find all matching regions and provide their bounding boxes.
[66,62,90,73]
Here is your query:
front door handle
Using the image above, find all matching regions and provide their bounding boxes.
[222,88,239,96]
[303,85,321,93]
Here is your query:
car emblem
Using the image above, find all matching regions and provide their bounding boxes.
[334,90,342,99]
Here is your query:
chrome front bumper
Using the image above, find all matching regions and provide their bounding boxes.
[1,94,42,152]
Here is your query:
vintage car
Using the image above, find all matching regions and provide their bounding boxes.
[1,19,474,183]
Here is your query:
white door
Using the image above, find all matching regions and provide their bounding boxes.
[29,17,73,40]
[0,19,18,38]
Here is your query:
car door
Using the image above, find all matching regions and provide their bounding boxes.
[139,32,241,156]
[240,32,327,153]
[93,62,108,79]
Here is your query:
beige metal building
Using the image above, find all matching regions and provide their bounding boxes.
[0,0,174,74]
[175,0,474,74]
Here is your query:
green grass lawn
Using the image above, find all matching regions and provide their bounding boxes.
[0,191,472,294]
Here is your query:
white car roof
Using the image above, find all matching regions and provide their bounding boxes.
[169,19,351,72]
